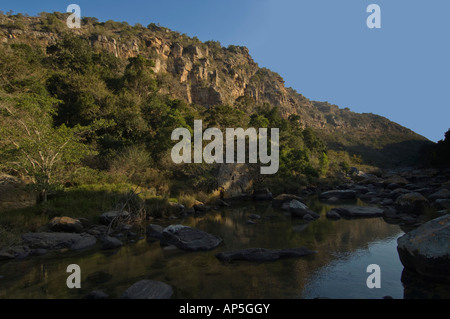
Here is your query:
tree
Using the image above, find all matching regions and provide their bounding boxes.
[0,93,93,202]
[319,152,330,177]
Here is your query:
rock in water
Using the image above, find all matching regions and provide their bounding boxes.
[216,248,317,262]
[326,210,342,220]
[397,214,450,284]
[21,232,97,251]
[252,188,273,201]
[146,224,164,239]
[101,236,123,250]
[83,290,109,299]
[99,211,129,226]
[328,206,384,218]
[160,225,223,251]
[428,188,450,201]
[282,200,320,219]
[272,194,304,207]
[395,192,428,214]
[319,190,357,200]
[121,280,173,299]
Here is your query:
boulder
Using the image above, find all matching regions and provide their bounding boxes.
[383,176,410,187]
[21,232,96,251]
[159,225,223,251]
[48,217,83,233]
[252,188,273,201]
[121,280,173,299]
[193,200,206,212]
[146,224,164,239]
[328,206,384,218]
[434,199,450,210]
[428,188,450,201]
[70,235,97,251]
[397,214,450,284]
[83,290,109,299]
[216,247,317,262]
[395,192,429,214]
[272,194,303,207]
[0,250,15,261]
[99,211,129,226]
[282,200,320,220]
[214,199,230,207]
[319,190,357,200]
[326,210,342,220]
[101,236,123,250]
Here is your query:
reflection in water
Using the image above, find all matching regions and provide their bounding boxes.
[0,198,440,299]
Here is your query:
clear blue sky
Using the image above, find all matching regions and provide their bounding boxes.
[2,0,449,142]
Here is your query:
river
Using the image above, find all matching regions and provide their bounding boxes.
[0,197,446,299]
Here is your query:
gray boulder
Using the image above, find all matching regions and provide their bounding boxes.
[434,199,450,209]
[21,232,96,251]
[397,214,450,284]
[319,190,357,200]
[272,194,303,207]
[252,188,273,201]
[328,206,384,218]
[160,225,223,251]
[121,280,173,299]
[99,211,129,226]
[282,200,320,220]
[216,247,317,262]
[0,250,15,261]
[428,188,450,201]
[395,192,429,214]
[84,290,109,299]
[146,224,164,239]
[326,210,342,220]
[101,236,123,250]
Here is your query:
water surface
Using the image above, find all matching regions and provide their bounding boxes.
[0,198,436,299]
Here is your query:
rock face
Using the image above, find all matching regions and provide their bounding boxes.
[21,232,96,251]
[216,248,317,262]
[48,217,83,233]
[319,190,357,200]
[397,215,450,284]
[121,280,173,299]
[328,206,384,218]
[217,164,254,199]
[160,225,223,251]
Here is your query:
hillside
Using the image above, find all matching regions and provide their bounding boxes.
[0,12,431,168]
